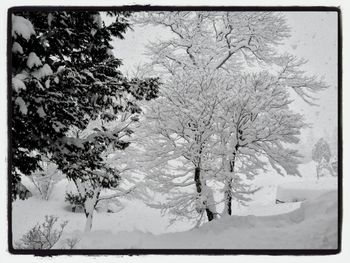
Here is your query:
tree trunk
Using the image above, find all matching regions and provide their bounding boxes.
[84,211,93,232]
[194,166,216,221]
[224,156,235,216]
[83,188,101,232]
[194,167,202,193]
[224,177,233,215]
[316,164,321,180]
[205,208,215,221]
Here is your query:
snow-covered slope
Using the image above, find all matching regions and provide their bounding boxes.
[72,190,337,249]
[13,161,338,250]
[12,178,190,242]
[276,178,337,203]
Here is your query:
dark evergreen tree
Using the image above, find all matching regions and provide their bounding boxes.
[11,11,159,200]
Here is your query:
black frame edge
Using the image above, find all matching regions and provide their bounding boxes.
[7,5,342,257]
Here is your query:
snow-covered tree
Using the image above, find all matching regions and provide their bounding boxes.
[312,138,334,179]
[58,114,144,232]
[213,70,307,215]
[132,11,290,223]
[137,69,223,223]
[134,11,327,221]
[135,11,290,72]
[11,11,159,202]
[312,138,331,163]
[29,158,64,200]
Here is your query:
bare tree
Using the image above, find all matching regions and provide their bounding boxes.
[15,215,68,249]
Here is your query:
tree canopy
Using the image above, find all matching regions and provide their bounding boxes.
[11,11,159,200]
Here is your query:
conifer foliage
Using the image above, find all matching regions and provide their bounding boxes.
[10,10,159,201]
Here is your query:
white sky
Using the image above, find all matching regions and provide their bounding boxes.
[111,11,338,157]
[280,12,338,147]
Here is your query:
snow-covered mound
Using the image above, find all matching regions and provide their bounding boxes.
[74,190,337,249]
[276,178,337,203]
[12,178,190,243]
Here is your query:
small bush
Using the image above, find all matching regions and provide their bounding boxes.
[63,237,80,249]
[15,182,33,200]
[15,215,68,249]
[65,192,85,212]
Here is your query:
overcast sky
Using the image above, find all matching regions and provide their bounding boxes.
[110,11,338,155]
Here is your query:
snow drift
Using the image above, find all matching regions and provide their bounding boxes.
[72,190,337,250]
[276,178,337,203]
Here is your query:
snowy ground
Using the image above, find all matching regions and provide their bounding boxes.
[74,190,338,249]
[12,161,338,249]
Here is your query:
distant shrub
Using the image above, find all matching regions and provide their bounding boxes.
[312,138,335,179]
[15,215,68,249]
[63,236,80,249]
[312,138,332,164]
[15,182,33,200]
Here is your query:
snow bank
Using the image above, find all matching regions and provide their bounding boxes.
[75,190,337,249]
[13,161,337,250]
[12,179,181,242]
[276,178,337,203]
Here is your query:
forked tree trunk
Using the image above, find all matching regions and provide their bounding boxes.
[84,211,94,232]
